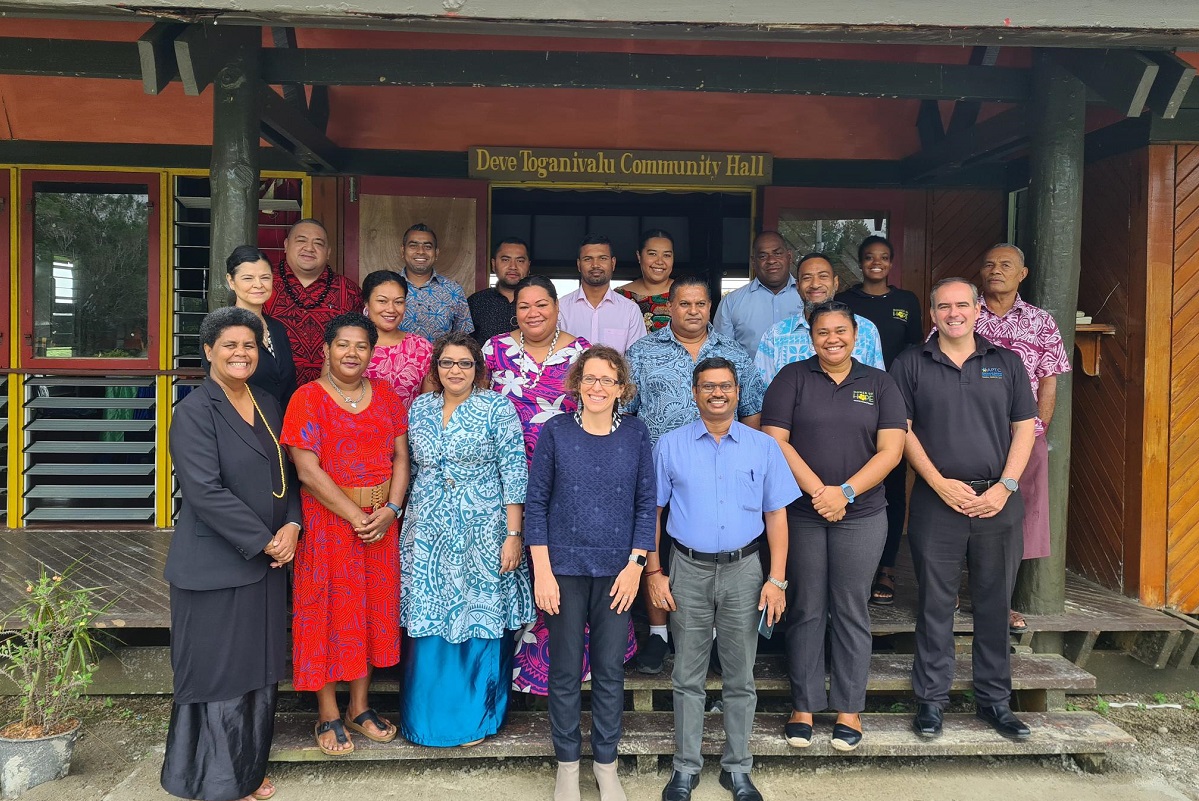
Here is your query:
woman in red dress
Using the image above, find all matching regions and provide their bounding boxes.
[281,312,410,756]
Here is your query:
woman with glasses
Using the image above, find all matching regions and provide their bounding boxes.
[398,332,535,747]
[524,345,655,801]
[760,300,906,752]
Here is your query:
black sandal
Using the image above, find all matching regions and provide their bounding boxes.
[869,569,896,606]
[314,718,355,756]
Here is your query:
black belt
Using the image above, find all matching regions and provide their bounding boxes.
[675,540,761,564]
[965,479,1000,495]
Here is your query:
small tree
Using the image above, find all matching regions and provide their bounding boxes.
[0,565,109,739]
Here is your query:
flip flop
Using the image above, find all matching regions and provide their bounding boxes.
[344,708,397,744]
[251,778,276,800]
[314,719,355,756]
[1009,610,1028,635]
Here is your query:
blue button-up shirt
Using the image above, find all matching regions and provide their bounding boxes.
[654,419,801,552]
[626,325,766,446]
[755,312,884,384]
[400,270,474,342]
[712,275,803,357]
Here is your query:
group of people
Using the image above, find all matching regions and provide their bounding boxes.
[161,218,1070,801]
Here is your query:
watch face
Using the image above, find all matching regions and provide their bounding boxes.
[1002,478,1019,492]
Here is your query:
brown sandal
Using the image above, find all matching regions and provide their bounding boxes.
[315,719,355,756]
[344,708,397,743]
[251,778,277,800]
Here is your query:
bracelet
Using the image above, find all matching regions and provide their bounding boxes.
[644,568,663,577]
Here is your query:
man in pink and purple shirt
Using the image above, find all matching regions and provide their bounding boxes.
[977,243,1071,632]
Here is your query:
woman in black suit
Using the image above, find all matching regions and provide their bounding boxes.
[212,245,298,408]
[161,306,300,801]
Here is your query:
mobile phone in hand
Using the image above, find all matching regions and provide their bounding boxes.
[758,607,775,639]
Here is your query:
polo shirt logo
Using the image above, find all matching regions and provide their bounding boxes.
[981,367,1004,379]
[892,308,909,321]
[851,390,876,405]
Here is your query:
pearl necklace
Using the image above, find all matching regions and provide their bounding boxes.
[518,327,560,389]
[327,376,367,409]
[219,385,286,499]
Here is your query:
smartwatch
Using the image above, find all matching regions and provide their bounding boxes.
[1000,477,1019,492]
[384,502,402,517]
[840,483,856,504]
[628,553,647,567]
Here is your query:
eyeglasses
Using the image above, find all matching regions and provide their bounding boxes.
[437,359,476,370]
[581,375,620,387]
[697,382,736,394]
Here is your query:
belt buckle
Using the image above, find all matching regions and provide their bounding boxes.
[720,548,741,564]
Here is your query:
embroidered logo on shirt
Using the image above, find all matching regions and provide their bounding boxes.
[851,390,876,405]
[892,308,909,321]
[981,367,1004,379]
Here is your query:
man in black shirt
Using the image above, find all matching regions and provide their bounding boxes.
[468,237,531,344]
[890,277,1036,741]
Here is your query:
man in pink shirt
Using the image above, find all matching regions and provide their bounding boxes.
[557,234,647,354]
[976,244,1071,634]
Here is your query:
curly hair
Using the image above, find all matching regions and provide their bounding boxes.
[428,332,490,393]
[565,345,636,404]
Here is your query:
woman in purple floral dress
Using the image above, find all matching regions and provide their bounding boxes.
[482,275,637,694]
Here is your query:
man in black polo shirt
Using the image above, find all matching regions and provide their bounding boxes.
[890,277,1036,741]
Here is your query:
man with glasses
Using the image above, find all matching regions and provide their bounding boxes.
[647,357,799,801]
[398,222,474,342]
[557,233,646,354]
[713,231,802,358]
[624,274,765,674]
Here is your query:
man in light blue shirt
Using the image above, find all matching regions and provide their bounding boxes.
[713,231,803,357]
[398,222,475,341]
[755,252,884,384]
[646,357,799,801]
[626,275,765,446]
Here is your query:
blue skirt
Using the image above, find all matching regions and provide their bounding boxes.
[399,632,514,747]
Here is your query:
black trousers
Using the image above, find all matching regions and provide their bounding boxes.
[878,460,909,570]
[545,574,629,764]
[908,480,1024,708]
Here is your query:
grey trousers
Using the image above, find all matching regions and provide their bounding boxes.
[785,509,887,712]
[669,549,762,775]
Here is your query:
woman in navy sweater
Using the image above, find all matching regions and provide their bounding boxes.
[525,345,656,801]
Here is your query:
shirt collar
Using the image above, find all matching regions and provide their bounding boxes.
[402,268,443,287]
[981,293,1027,320]
[924,331,995,361]
[803,354,870,378]
[688,417,741,442]
[574,408,622,432]
[663,323,714,347]
[749,274,797,294]
[570,287,619,308]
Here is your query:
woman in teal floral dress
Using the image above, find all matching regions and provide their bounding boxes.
[398,332,535,747]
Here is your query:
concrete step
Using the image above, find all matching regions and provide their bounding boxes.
[269,710,1135,763]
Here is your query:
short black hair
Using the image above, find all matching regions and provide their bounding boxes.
[286,218,329,239]
[403,222,438,249]
[361,269,408,300]
[323,312,378,348]
[670,273,710,298]
[808,300,858,332]
[858,235,894,263]
[578,233,613,258]
[692,356,739,387]
[200,307,263,353]
[492,237,530,259]
[225,245,270,276]
[797,252,833,272]
[513,274,559,304]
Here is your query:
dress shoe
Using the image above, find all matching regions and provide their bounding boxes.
[784,720,813,748]
[977,704,1031,740]
[718,770,763,801]
[830,722,863,752]
[912,703,943,738]
[661,770,700,801]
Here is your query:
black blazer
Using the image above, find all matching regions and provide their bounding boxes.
[165,378,301,591]
[200,314,298,410]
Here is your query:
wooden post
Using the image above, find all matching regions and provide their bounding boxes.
[1015,50,1085,618]
[207,27,262,311]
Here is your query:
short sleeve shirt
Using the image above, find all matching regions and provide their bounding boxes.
[399,270,474,341]
[889,333,1037,482]
[467,288,516,344]
[755,312,885,384]
[760,357,907,521]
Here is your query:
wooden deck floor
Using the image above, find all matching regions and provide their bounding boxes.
[0,528,1186,636]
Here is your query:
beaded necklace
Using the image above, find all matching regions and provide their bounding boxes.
[278,257,334,310]
[517,327,560,389]
[219,384,287,499]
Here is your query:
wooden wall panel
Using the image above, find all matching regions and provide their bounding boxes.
[1168,144,1199,612]
[1071,150,1146,593]
[357,194,478,292]
[925,189,1005,317]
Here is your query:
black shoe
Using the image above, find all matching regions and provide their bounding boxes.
[977,704,1031,740]
[784,721,813,748]
[718,770,763,801]
[662,770,700,801]
[637,633,669,675]
[831,722,863,752]
[913,703,943,738]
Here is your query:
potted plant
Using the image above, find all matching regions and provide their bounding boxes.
[0,565,108,798]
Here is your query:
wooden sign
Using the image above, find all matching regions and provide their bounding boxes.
[469,147,772,186]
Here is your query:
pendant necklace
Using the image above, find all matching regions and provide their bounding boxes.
[328,376,367,409]
[518,327,560,389]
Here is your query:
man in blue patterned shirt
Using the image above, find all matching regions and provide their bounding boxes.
[398,222,475,342]
[755,253,885,384]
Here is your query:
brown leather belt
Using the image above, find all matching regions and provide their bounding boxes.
[339,480,391,510]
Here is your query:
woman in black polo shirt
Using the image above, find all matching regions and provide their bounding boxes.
[761,300,906,751]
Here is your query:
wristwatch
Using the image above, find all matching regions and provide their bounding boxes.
[384,502,402,517]
[629,553,647,567]
[507,529,523,538]
[840,483,856,504]
[1000,477,1019,492]
[768,576,789,590]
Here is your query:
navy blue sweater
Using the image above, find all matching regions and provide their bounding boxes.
[524,413,657,577]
